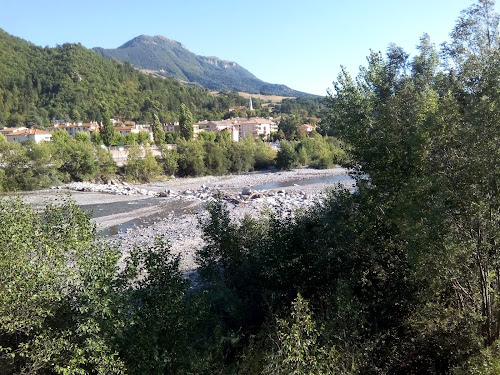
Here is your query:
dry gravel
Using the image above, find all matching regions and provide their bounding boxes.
[11,167,355,271]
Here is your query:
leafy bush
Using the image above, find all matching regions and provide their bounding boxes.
[160,146,179,176]
[0,198,125,374]
[176,139,207,176]
[124,146,161,182]
[276,141,299,170]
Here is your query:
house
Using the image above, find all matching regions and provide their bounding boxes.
[237,117,278,139]
[299,124,317,135]
[114,124,153,140]
[0,127,27,137]
[164,122,202,138]
[193,117,278,141]
[165,117,278,142]
[46,122,99,136]
[202,119,240,142]
[6,128,52,143]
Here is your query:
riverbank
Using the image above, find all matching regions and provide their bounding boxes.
[11,167,355,270]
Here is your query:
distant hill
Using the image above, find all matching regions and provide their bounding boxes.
[0,28,247,126]
[93,35,312,97]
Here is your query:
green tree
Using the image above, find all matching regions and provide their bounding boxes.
[117,238,193,374]
[75,130,91,143]
[51,129,98,181]
[124,146,160,182]
[221,135,256,174]
[276,141,299,170]
[0,198,125,374]
[264,294,340,375]
[160,146,179,176]
[176,139,206,176]
[435,0,500,349]
[152,113,165,146]
[253,138,276,169]
[95,146,118,183]
[278,115,301,140]
[204,141,229,175]
[179,103,194,140]
[137,131,152,145]
[98,101,116,147]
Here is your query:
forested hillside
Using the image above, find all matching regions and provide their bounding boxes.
[0,28,251,127]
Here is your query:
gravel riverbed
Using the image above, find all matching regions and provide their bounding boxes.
[12,167,355,271]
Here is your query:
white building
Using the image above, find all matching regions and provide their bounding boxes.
[6,128,52,143]
[0,127,27,137]
[46,122,99,136]
[237,117,278,139]
[114,124,153,140]
[164,122,202,138]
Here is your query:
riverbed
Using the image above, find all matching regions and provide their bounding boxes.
[11,167,355,270]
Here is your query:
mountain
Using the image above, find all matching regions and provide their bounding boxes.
[93,35,312,97]
[0,28,244,126]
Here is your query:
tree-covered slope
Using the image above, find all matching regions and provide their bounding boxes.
[93,35,312,97]
[0,28,249,127]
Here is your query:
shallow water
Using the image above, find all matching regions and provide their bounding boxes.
[50,172,354,236]
[81,198,202,236]
[251,173,353,190]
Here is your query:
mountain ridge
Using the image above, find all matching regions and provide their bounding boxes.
[93,35,312,97]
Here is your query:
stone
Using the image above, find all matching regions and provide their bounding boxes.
[242,186,252,195]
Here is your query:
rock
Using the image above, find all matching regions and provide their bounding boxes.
[242,186,252,195]
[226,198,242,205]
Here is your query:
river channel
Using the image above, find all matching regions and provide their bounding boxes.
[85,172,353,235]
[9,171,354,238]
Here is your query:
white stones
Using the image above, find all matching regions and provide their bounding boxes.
[64,182,161,197]
[63,181,326,216]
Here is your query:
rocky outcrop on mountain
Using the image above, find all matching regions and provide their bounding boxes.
[93,35,312,96]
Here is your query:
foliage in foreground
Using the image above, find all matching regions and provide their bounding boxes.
[193,1,500,373]
[0,198,211,375]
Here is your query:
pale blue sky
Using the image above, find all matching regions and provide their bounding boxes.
[0,0,479,95]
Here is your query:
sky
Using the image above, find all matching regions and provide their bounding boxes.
[0,0,481,95]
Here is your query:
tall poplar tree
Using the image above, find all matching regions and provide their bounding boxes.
[179,103,194,140]
[152,114,165,146]
[98,101,116,147]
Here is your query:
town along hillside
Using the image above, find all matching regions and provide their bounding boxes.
[0,28,255,128]
[0,28,326,130]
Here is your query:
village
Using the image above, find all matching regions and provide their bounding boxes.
[0,108,319,165]
[0,116,317,144]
